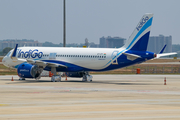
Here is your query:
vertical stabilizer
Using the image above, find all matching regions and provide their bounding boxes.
[123,13,153,51]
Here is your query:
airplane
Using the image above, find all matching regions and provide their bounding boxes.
[2,13,177,82]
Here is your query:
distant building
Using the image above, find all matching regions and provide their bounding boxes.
[0,39,42,51]
[85,38,89,47]
[147,35,172,53]
[99,36,125,48]
[89,42,99,48]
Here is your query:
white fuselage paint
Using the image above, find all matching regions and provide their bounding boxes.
[3,47,125,70]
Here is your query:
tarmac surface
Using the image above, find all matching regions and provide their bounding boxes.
[0,75,180,120]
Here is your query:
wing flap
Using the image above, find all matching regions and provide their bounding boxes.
[18,59,67,68]
[46,62,67,68]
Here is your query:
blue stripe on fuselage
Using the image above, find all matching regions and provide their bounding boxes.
[14,50,154,72]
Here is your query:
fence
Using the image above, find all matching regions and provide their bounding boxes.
[130,64,180,74]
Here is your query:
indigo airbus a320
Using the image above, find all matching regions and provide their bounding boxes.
[2,13,176,82]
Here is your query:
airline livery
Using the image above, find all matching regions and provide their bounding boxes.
[2,13,177,82]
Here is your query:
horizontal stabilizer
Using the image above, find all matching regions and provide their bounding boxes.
[122,53,141,61]
[156,52,177,58]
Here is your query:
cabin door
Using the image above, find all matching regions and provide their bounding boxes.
[49,53,57,60]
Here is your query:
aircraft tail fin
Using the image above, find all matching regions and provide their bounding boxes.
[123,13,153,51]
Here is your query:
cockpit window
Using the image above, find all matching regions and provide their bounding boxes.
[6,51,11,57]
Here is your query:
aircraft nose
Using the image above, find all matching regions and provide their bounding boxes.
[2,57,5,63]
[2,56,7,66]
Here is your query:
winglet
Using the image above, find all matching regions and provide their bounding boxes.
[159,45,167,54]
[11,44,18,60]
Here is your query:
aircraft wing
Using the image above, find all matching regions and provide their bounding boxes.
[26,59,67,68]
[122,52,141,61]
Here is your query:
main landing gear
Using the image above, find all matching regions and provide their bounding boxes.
[51,75,61,82]
[82,72,93,82]
[51,67,61,82]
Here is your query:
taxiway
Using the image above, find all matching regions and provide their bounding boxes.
[0,75,180,120]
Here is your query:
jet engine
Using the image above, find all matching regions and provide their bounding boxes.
[17,63,42,79]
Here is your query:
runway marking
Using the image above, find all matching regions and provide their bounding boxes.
[0,104,8,106]
[1,99,180,106]
[1,85,180,95]
[0,109,180,117]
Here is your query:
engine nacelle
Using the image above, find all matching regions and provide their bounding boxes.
[65,72,84,78]
[17,63,42,78]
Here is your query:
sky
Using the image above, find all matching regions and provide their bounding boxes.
[0,0,179,44]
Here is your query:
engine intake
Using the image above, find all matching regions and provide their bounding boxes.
[17,63,42,78]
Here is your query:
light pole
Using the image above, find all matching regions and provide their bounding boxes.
[63,0,66,47]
